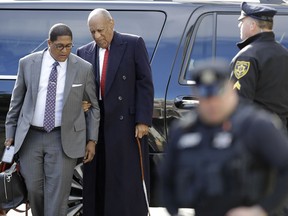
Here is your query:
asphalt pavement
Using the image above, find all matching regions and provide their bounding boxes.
[7,206,195,216]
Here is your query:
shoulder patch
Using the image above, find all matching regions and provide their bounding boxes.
[234,61,250,79]
[233,80,241,90]
[177,133,202,149]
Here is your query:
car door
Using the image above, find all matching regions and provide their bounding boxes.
[165,3,288,140]
[0,4,166,215]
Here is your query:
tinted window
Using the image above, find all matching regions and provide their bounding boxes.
[182,13,239,82]
[182,12,288,84]
[216,14,239,60]
[0,10,165,76]
[273,15,288,48]
[216,14,288,60]
[0,9,165,155]
[183,14,214,81]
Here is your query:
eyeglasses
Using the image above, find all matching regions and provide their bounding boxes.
[53,43,74,51]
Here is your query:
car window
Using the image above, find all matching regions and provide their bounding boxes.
[0,10,165,76]
[181,12,288,84]
[181,13,239,83]
[216,14,288,59]
[274,15,288,48]
[215,14,239,60]
[183,14,214,81]
[0,9,165,147]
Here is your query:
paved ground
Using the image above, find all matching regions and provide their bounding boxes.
[7,206,195,216]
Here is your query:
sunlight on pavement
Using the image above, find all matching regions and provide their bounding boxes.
[150,208,195,216]
[7,206,194,216]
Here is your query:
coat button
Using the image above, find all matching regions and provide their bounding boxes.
[118,96,123,101]
[122,75,126,80]
[119,115,124,120]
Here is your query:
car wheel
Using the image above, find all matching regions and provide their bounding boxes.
[67,162,83,216]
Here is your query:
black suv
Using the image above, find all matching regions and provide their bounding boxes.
[1,0,288,215]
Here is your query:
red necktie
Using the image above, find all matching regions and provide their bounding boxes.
[101,48,109,98]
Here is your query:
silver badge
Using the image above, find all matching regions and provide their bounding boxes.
[212,132,232,149]
[178,133,202,149]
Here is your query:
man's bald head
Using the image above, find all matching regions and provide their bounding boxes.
[87,8,114,49]
[88,8,113,23]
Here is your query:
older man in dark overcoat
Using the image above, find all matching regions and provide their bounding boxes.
[77,8,154,216]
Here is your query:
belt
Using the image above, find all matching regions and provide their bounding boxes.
[30,125,61,132]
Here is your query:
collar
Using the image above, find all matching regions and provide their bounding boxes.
[46,49,67,68]
[237,31,275,50]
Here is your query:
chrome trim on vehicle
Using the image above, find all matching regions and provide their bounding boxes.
[0,75,17,80]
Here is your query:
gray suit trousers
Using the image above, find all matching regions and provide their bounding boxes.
[18,128,77,216]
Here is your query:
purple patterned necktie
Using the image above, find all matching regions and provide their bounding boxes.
[43,61,59,132]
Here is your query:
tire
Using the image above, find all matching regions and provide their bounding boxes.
[68,162,84,216]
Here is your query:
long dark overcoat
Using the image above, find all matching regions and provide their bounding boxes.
[77,31,154,216]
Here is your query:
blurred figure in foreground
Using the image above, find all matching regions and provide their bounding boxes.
[161,59,288,216]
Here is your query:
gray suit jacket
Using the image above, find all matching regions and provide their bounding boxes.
[5,50,100,158]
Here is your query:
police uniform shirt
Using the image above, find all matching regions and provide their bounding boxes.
[161,103,288,216]
[230,32,288,122]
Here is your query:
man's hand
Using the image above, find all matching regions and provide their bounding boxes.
[82,101,92,112]
[4,138,14,147]
[83,140,96,163]
[226,205,268,216]
[135,124,149,139]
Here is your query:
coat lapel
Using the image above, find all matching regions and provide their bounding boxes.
[31,51,45,106]
[85,42,99,84]
[63,54,77,105]
[85,42,100,98]
[104,32,126,97]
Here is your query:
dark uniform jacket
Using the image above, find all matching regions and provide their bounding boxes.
[161,102,288,216]
[230,32,288,126]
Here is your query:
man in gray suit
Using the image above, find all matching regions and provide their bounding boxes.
[4,23,100,216]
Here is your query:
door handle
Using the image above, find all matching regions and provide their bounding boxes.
[174,95,199,109]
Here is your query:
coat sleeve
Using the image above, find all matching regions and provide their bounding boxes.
[134,37,154,126]
[84,64,100,142]
[248,116,288,214]
[231,56,259,101]
[5,58,26,139]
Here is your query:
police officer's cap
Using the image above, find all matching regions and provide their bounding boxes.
[238,2,277,22]
[191,59,230,98]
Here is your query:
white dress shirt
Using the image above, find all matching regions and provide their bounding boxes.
[31,50,67,127]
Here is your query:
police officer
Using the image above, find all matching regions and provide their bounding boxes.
[230,2,288,129]
[161,60,288,216]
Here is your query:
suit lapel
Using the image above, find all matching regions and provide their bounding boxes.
[31,51,45,106]
[85,43,100,98]
[63,54,77,105]
[85,44,96,64]
[95,46,100,86]
[85,42,99,83]
[104,32,127,97]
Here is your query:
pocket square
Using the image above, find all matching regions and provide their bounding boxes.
[72,84,83,87]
